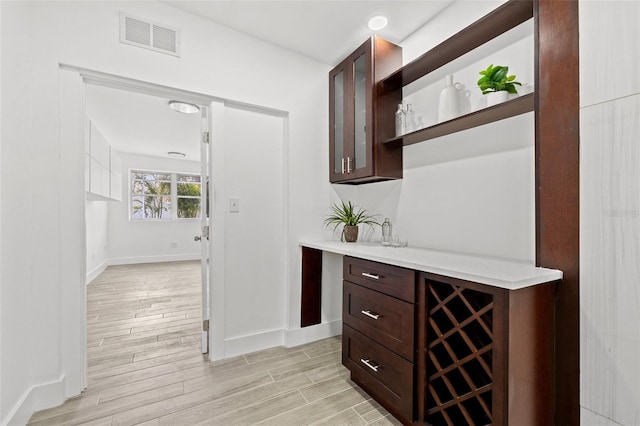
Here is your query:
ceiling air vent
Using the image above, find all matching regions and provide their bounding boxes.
[119,13,180,57]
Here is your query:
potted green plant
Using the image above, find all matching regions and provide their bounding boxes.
[477,64,521,106]
[324,201,379,242]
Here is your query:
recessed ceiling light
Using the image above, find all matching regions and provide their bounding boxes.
[168,100,200,114]
[167,151,186,158]
[368,16,388,31]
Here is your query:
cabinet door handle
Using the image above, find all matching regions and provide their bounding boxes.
[361,272,380,280]
[341,158,346,174]
[360,358,379,372]
[347,156,352,173]
[361,310,380,320]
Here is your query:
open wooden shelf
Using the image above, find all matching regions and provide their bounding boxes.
[377,0,534,146]
[382,0,533,92]
[383,93,534,146]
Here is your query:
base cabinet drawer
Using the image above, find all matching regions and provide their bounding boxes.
[344,256,415,302]
[343,325,414,423]
[343,280,415,361]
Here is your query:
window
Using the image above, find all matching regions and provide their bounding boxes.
[177,174,202,218]
[130,170,201,220]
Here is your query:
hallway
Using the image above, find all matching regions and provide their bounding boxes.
[28,261,399,425]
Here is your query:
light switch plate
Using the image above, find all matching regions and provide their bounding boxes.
[229,197,240,213]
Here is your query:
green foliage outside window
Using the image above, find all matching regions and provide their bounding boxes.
[130,171,201,220]
[177,181,201,218]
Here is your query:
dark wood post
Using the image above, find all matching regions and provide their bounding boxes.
[301,247,323,327]
[535,0,580,424]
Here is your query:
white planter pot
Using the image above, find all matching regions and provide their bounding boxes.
[486,91,509,107]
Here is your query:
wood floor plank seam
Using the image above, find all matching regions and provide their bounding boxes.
[88,352,205,381]
[297,388,311,405]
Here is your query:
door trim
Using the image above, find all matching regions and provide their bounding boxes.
[61,63,291,387]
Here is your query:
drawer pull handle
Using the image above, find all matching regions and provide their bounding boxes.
[360,358,379,372]
[361,272,380,280]
[361,310,380,320]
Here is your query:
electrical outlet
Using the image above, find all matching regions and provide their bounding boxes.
[229,197,240,213]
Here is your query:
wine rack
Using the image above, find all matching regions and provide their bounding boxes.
[426,280,495,425]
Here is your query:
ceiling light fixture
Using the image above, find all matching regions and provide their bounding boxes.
[168,100,200,114]
[367,16,388,31]
[167,151,186,158]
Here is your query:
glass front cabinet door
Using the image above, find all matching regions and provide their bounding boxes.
[329,36,403,184]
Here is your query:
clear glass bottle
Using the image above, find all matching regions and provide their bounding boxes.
[405,104,416,133]
[395,104,406,136]
[381,218,392,245]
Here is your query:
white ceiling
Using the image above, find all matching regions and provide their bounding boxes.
[85,84,202,160]
[86,1,455,160]
[166,1,454,65]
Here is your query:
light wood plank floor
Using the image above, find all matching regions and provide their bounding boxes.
[28,261,400,426]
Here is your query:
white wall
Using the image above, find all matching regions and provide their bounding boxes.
[218,106,286,355]
[108,152,201,265]
[0,1,329,423]
[85,200,109,282]
[580,1,640,424]
[0,1,4,422]
[401,1,508,64]
[1,2,48,423]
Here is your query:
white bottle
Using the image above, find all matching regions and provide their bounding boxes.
[405,104,416,133]
[438,74,460,123]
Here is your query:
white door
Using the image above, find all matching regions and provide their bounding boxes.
[198,107,211,354]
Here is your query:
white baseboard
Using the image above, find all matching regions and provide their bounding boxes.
[86,255,200,283]
[221,321,342,359]
[86,260,108,284]
[223,329,285,358]
[108,254,200,266]
[2,376,66,426]
[285,320,342,348]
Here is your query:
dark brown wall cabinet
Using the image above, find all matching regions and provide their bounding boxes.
[341,256,556,425]
[329,36,402,184]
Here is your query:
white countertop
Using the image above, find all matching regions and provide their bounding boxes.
[299,240,562,290]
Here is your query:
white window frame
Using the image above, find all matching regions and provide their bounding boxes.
[129,168,202,221]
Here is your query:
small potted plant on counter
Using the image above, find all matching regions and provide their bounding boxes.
[477,64,521,106]
[324,201,379,242]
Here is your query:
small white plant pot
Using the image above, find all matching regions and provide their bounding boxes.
[486,91,509,107]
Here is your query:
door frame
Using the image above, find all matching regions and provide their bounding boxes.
[60,64,290,390]
[199,108,211,354]
[65,64,219,370]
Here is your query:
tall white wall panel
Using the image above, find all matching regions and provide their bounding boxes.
[580,1,640,423]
